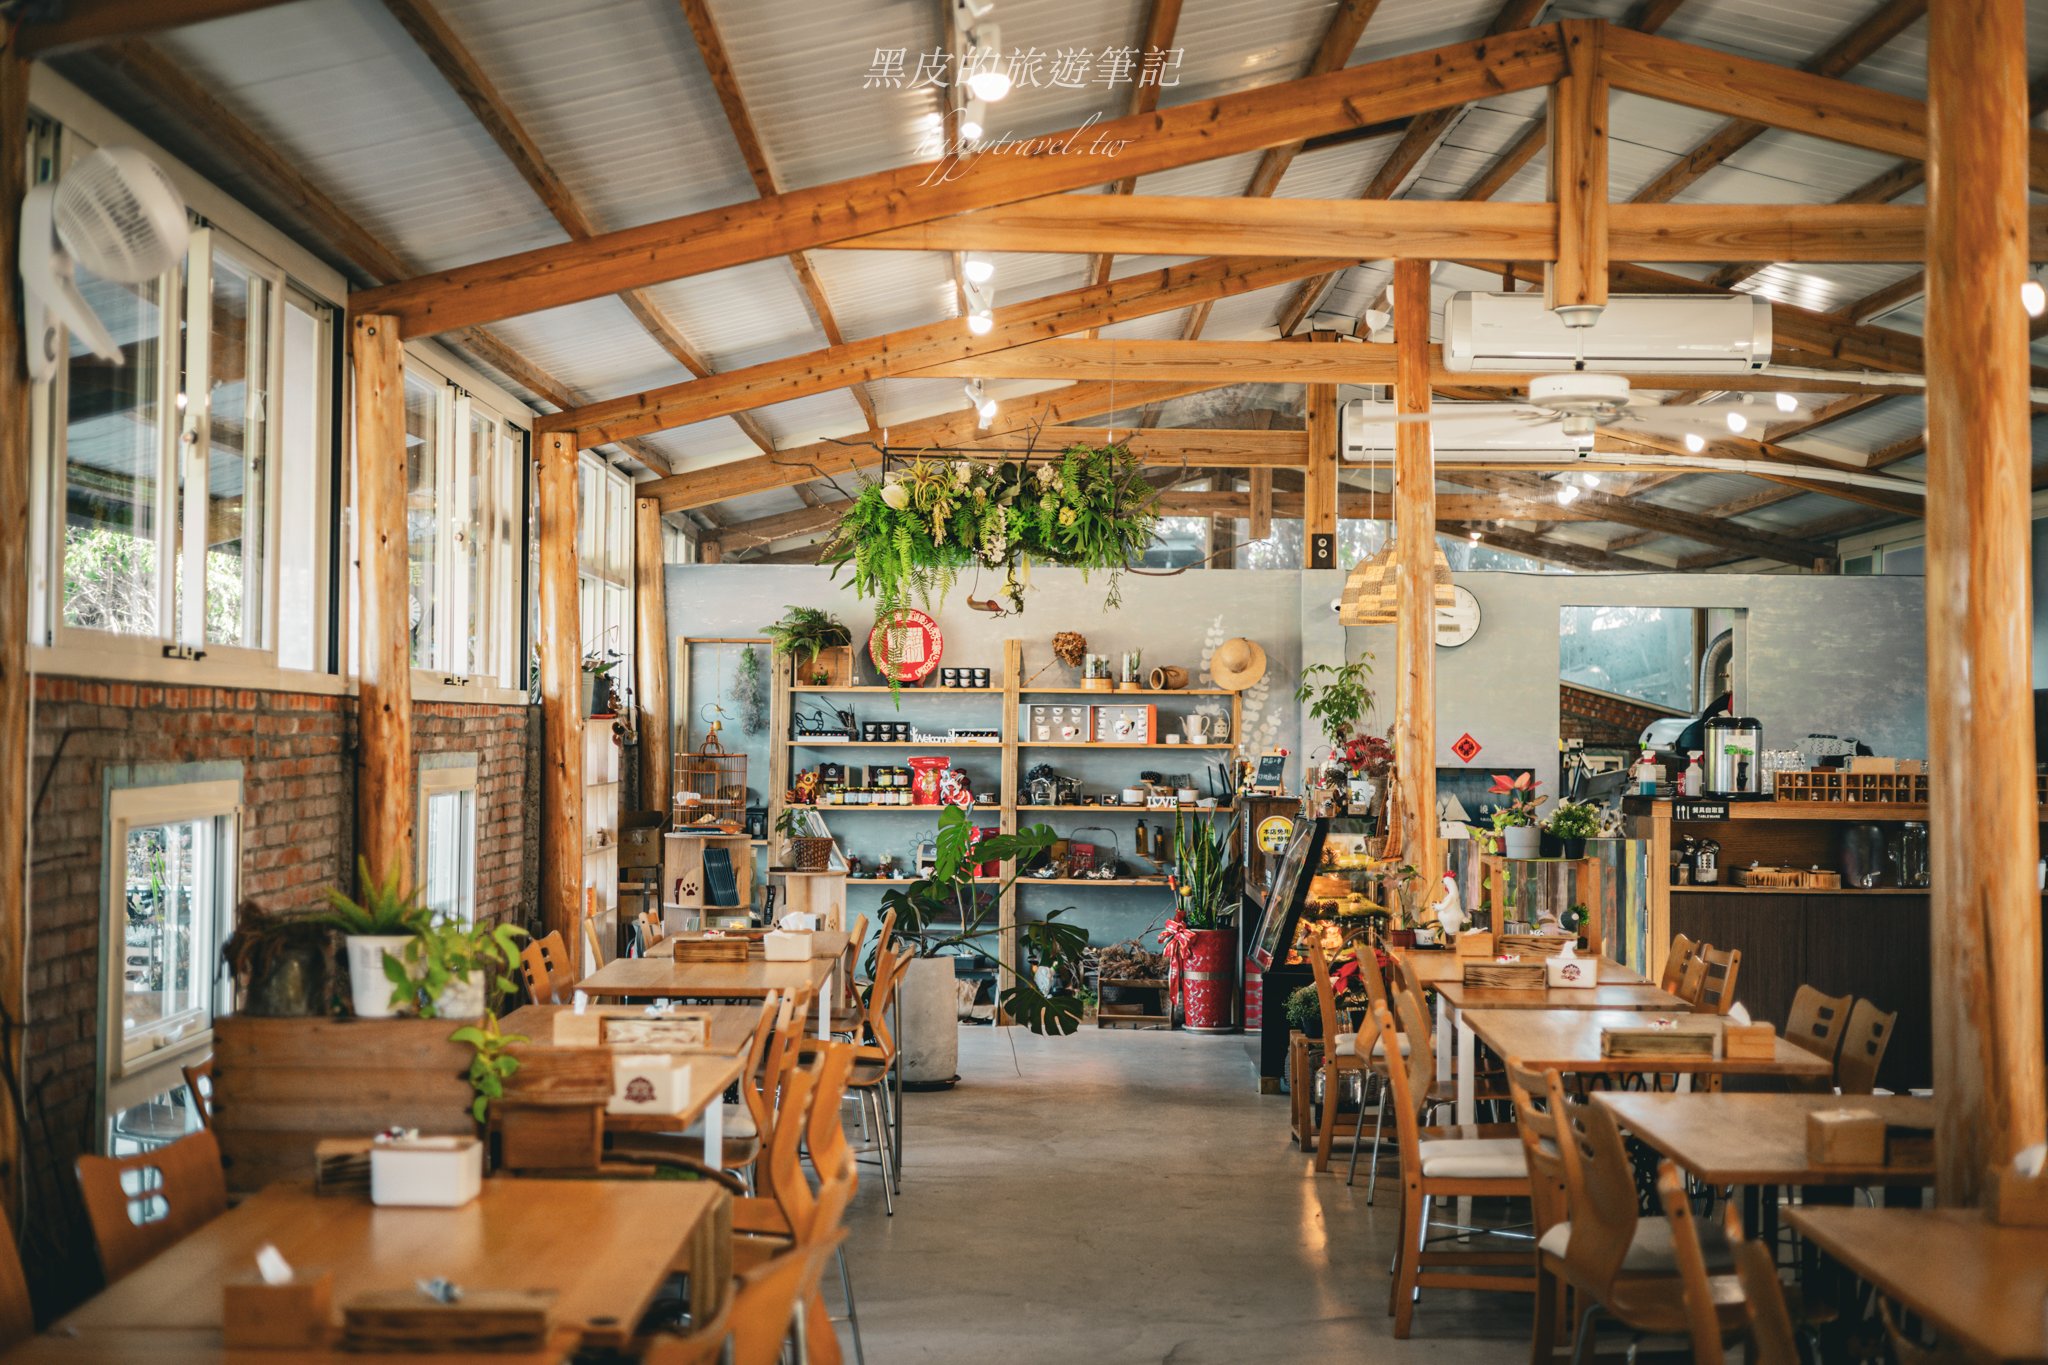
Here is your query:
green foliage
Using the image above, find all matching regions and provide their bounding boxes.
[1294,655,1376,750]
[821,447,1160,628]
[1544,799,1602,840]
[877,805,1087,1037]
[1284,984,1322,1035]
[320,858,430,936]
[1171,809,1241,930]
[449,1013,530,1124]
[762,606,852,666]
[388,918,530,1019]
[732,644,765,733]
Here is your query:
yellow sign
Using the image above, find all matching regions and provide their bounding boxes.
[1255,815,1295,854]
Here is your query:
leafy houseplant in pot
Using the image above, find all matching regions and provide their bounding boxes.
[1544,798,1602,860]
[321,859,429,1018]
[763,606,853,686]
[879,806,1086,1085]
[1162,810,1242,1033]
[387,917,528,1020]
[1488,773,1547,860]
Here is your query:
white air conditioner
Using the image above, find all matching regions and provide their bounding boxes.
[1342,398,1578,464]
[1442,291,1772,374]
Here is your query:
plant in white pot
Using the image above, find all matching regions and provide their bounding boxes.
[387,917,528,1020]
[321,859,429,1018]
[1488,772,1547,859]
[878,806,1086,1085]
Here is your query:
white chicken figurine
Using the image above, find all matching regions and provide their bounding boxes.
[1433,872,1465,941]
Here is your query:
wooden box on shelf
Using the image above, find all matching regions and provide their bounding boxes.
[1453,931,1498,958]
[793,645,854,687]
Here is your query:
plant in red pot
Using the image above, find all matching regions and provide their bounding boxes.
[1161,809,1243,1033]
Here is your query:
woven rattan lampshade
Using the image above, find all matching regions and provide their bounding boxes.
[1337,543,1455,626]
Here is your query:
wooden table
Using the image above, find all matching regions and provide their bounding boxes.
[1462,1008,1833,1088]
[1429,977,1685,1127]
[1788,1207,2048,1363]
[5,1326,583,1363]
[1395,947,1647,987]
[576,935,845,1040]
[35,1178,727,1359]
[1596,1092,1936,1188]
[498,1002,762,1057]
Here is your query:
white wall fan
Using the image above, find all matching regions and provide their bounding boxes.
[18,145,188,382]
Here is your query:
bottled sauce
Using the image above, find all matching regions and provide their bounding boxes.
[1682,751,1704,797]
[1632,750,1660,796]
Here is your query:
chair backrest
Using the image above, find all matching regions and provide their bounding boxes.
[181,1057,214,1130]
[1305,945,1344,1045]
[1504,1058,1571,1243]
[1654,1161,1725,1364]
[726,1229,846,1365]
[581,904,608,974]
[1388,965,1436,1085]
[518,941,558,1005]
[75,1129,229,1283]
[864,908,899,983]
[1554,1086,1640,1302]
[1724,1202,1802,1365]
[536,930,577,992]
[1659,933,1700,995]
[0,1207,34,1353]
[1683,944,1741,1015]
[860,944,913,1066]
[757,1057,820,1241]
[1369,997,1439,1170]
[735,992,787,1138]
[1836,997,1898,1096]
[1355,944,1391,1015]
[638,908,664,954]
[798,1040,859,1238]
[1784,985,1853,1064]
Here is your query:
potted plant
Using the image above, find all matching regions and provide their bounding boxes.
[763,606,854,685]
[1544,798,1602,860]
[1284,983,1323,1039]
[1379,863,1423,948]
[387,917,528,1020]
[321,859,429,1018]
[1488,773,1547,859]
[221,901,343,1017]
[1163,810,1242,1033]
[879,806,1087,1084]
[449,1012,530,1123]
[1294,654,1375,751]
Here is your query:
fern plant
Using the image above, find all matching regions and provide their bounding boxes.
[762,606,852,668]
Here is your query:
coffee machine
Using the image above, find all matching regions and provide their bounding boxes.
[1704,714,1765,798]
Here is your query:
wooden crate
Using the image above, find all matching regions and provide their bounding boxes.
[1096,977,1172,1029]
[672,935,751,964]
[1600,1024,1717,1059]
[1462,961,1547,990]
[212,1016,476,1196]
[1497,934,1577,958]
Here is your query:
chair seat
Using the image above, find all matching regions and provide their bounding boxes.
[1332,1031,1411,1059]
[1537,1214,1735,1274]
[849,1060,891,1087]
[1415,1136,1528,1179]
[681,1102,757,1141]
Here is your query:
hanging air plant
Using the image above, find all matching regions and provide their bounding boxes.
[730,643,764,734]
[823,445,1159,621]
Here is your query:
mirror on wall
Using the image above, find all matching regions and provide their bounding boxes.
[1556,606,1740,798]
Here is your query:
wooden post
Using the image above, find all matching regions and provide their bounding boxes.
[999,639,1023,1025]
[1304,358,1338,569]
[1248,467,1273,545]
[1923,0,2047,1209]
[1393,259,1440,890]
[697,537,722,565]
[351,315,415,889]
[1545,20,1608,324]
[535,432,586,946]
[0,50,32,1217]
[633,497,671,817]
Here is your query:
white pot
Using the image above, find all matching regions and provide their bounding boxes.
[898,955,959,1086]
[435,971,487,1020]
[345,935,416,1018]
[1504,825,1542,859]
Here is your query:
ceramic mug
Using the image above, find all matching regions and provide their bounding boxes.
[1182,714,1212,744]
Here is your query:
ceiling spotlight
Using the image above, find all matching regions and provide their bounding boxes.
[1468,530,1483,543]
[966,311,994,336]
[964,23,1011,100]
[1684,432,1706,454]
[1579,472,1599,489]
[967,62,1012,102]
[1557,483,1581,507]
[1725,410,1749,435]
[963,255,995,285]
[1774,391,1798,413]
[2024,277,2046,318]
[960,101,986,140]
[978,394,999,420]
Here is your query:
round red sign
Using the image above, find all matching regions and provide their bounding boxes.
[868,609,944,683]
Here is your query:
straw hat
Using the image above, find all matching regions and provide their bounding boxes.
[1209,638,1267,692]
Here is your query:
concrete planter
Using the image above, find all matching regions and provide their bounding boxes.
[898,955,960,1086]
[344,935,414,1018]
[1503,825,1541,859]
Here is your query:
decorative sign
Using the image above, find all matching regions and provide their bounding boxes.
[868,609,942,683]
[1255,815,1295,854]
[1251,751,1288,794]
[1673,799,1730,821]
[1451,733,1483,763]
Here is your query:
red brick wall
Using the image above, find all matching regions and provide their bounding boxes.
[22,676,537,1310]
[1559,683,1682,751]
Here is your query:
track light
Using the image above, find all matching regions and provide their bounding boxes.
[960,103,985,140]
[1557,483,1581,506]
[2025,277,2046,318]
[1684,432,1706,453]
[1468,530,1483,543]
[1774,391,1798,413]
[1725,410,1748,435]
[963,255,995,285]
[1579,472,1599,489]
[964,23,1010,100]
[966,380,998,426]
[962,277,995,334]
[966,311,994,335]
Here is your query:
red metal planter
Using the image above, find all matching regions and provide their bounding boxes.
[1179,927,1238,1033]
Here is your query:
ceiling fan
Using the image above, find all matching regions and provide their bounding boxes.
[1390,372,1803,448]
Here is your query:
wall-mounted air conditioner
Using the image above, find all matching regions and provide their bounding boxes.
[1441,291,1772,374]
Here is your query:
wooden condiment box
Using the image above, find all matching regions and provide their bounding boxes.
[342,1288,554,1353]
[1600,1023,1716,1059]
[1462,961,1546,990]
[224,1270,333,1350]
[1498,934,1576,957]
[672,935,750,965]
[1807,1108,1886,1166]
[1453,931,1498,958]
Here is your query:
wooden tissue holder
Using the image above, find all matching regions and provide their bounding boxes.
[1721,1022,1777,1061]
[1453,931,1498,958]
[1987,1164,2048,1226]
[224,1269,334,1351]
[1807,1108,1886,1167]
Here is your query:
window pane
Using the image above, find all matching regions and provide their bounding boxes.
[192,252,267,647]
[107,1078,204,1157]
[1559,606,1696,712]
[464,411,496,677]
[405,373,440,667]
[63,272,164,635]
[120,817,217,1067]
[276,297,325,670]
[422,788,475,926]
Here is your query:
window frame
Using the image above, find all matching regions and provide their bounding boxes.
[418,758,480,928]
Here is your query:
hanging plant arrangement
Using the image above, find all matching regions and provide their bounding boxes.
[822,445,1160,622]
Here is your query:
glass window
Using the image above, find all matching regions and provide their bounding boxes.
[182,243,270,649]
[1559,605,1697,711]
[577,455,635,704]
[420,763,478,927]
[276,294,330,671]
[405,373,441,669]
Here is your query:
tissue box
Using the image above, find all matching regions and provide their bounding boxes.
[763,930,814,962]
[609,1054,693,1115]
[1807,1108,1886,1166]
[369,1136,483,1208]
[1722,1022,1777,1060]
[224,1270,333,1350]
[1545,953,1599,988]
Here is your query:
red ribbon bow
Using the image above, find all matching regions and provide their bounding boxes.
[1156,912,1198,1008]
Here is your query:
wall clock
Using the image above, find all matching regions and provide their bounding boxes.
[1435,584,1481,648]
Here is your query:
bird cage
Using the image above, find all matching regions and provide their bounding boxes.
[1338,543,1455,625]
[674,730,748,830]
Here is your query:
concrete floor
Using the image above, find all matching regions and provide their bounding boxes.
[838,1026,1532,1364]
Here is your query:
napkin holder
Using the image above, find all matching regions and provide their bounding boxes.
[609,1053,693,1115]
[342,1288,554,1353]
[1807,1107,1886,1166]
[1600,1021,1716,1059]
[763,929,814,962]
[370,1136,483,1208]
[1988,1148,2048,1226]
[224,1269,333,1350]
[602,1012,709,1050]
[1453,931,1497,958]
[673,935,750,964]
[1721,1022,1777,1060]
[1544,943,1599,989]
[1461,960,1545,990]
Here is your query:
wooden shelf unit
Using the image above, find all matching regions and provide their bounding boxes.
[769,639,1246,1023]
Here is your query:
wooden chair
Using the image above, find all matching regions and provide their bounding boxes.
[0,1207,35,1353]
[1783,986,1854,1065]
[1681,944,1742,1015]
[1370,995,1536,1338]
[1504,1059,1574,1365]
[1307,945,1370,1175]
[536,930,577,991]
[638,907,665,954]
[1655,1162,1753,1364]
[845,944,911,1215]
[1724,1203,1806,1365]
[518,940,563,1005]
[75,1129,229,1284]
[581,901,609,975]
[180,1057,214,1129]
[1659,933,1700,996]
[1343,944,1412,1193]
[644,1230,847,1365]
[1835,997,1897,1095]
[829,913,871,1034]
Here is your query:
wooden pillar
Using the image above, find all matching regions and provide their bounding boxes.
[1304,386,1338,570]
[697,537,723,565]
[351,315,415,888]
[634,497,671,817]
[535,432,586,946]
[1924,0,2046,1209]
[0,50,32,1217]
[1248,468,1273,545]
[1393,258,1440,889]
[1545,20,1608,324]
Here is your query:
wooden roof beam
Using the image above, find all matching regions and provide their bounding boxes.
[349,25,1570,335]
[1442,468,1835,564]
[1442,521,1674,571]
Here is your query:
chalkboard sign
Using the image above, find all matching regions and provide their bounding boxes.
[1673,799,1730,821]
[1250,751,1288,794]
